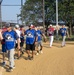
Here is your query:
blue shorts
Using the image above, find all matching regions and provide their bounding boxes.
[2,44,6,52]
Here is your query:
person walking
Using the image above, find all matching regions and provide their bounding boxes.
[14,25,21,59]
[1,26,7,66]
[35,26,46,55]
[2,24,20,72]
[20,26,25,54]
[25,24,37,60]
[47,24,55,48]
[1,38,7,66]
[60,25,69,47]
[0,29,6,66]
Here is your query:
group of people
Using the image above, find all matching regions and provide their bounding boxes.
[0,23,69,72]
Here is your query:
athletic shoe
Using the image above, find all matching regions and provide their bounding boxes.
[40,51,43,54]
[61,45,64,47]
[30,56,34,60]
[2,62,6,66]
[8,67,13,72]
[49,46,52,48]
[26,55,31,60]
[13,66,15,69]
[36,53,39,55]
[17,55,22,59]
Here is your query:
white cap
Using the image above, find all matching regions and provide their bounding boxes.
[15,25,19,28]
[50,24,52,26]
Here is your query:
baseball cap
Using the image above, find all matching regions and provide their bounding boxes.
[50,24,52,26]
[29,24,35,28]
[6,23,11,28]
[15,25,19,28]
[62,25,65,26]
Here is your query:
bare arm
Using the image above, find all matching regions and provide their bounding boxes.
[0,30,3,40]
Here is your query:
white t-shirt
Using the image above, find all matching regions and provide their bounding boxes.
[15,29,21,43]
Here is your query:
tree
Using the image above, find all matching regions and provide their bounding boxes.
[21,0,43,25]
[45,0,74,36]
[20,0,74,36]
[58,0,74,36]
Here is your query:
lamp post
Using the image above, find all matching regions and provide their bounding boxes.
[56,0,59,40]
[0,0,3,28]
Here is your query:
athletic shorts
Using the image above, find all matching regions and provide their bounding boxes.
[26,43,35,51]
[15,43,18,48]
[20,42,24,47]
[2,44,6,52]
[36,41,43,47]
[15,42,24,48]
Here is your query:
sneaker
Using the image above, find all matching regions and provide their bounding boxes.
[30,56,34,60]
[17,57,20,60]
[40,51,43,54]
[14,57,17,60]
[49,46,52,48]
[2,62,6,66]
[8,67,13,72]
[61,45,64,47]
[13,66,15,69]
[36,53,39,55]
[26,55,31,60]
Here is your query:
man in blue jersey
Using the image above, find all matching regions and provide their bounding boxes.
[60,25,69,47]
[3,24,20,72]
[25,24,37,60]
[35,26,46,55]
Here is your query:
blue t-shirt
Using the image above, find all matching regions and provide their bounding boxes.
[36,30,42,42]
[3,30,19,50]
[60,28,67,36]
[25,29,36,44]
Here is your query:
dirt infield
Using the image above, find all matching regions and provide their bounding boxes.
[0,41,74,75]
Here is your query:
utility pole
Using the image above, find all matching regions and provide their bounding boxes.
[56,0,59,40]
[17,14,19,24]
[0,0,3,28]
[21,0,23,25]
[43,0,45,33]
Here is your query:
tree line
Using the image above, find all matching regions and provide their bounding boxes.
[19,0,74,36]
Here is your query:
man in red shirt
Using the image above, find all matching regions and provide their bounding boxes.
[47,24,55,48]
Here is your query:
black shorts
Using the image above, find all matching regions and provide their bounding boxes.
[15,43,18,48]
[20,42,24,47]
[15,42,24,48]
[26,43,35,51]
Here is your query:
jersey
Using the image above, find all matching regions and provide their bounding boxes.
[25,29,36,44]
[48,27,55,36]
[36,30,42,42]
[60,28,67,36]
[3,30,19,50]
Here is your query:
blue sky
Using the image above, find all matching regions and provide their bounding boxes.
[2,0,25,23]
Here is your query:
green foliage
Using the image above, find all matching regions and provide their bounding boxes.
[21,0,43,25]
[58,0,74,24]
[20,0,74,29]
